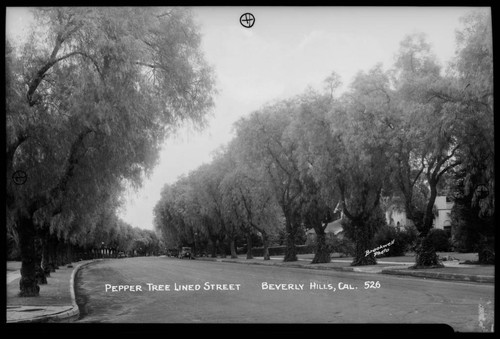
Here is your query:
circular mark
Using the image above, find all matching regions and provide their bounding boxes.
[12,170,27,185]
[240,13,255,28]
[475,184,489,199]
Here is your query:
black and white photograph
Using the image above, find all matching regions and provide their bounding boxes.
[5,6,494,332]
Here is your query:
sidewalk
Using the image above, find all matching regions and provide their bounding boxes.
[6,259,96,323]
[196,254,495,284]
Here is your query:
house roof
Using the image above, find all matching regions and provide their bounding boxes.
[307,218,343,235]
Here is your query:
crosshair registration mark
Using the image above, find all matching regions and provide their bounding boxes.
[12,170,27,185]
[240,13,255,28]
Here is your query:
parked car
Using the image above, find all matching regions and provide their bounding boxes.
[178,247,193,259]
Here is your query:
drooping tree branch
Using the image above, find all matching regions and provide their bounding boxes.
[32,126,94,212]
[7,133,29,168]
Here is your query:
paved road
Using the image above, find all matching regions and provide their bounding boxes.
[74,257,494,331]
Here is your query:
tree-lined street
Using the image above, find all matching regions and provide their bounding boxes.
[74,257,494,330]
[6,8,493,331]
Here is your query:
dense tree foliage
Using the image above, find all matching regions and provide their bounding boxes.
[448,12,494,264]
[153,10,493,267]
[6,7,215,296]
[290,90,340,263]
[233,101,305,261]
[220,141,283,260]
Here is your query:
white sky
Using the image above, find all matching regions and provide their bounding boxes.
[6,7,490,231]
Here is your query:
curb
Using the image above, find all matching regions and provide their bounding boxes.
[7,259,100,323]
[195,257,494,284]
[197,257,362,273]
[67,259,101,321]
[380,268,495,284]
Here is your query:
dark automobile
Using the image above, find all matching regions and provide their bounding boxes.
[178,247,193,259]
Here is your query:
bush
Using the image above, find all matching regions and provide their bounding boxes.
[399,224,419,252]
[372,224,419,257]
[478,244,495,264]
[428,229,452,252]
[297,244,314,255]
[373,225,404,257]
[341,207,386,247]
[249,245,313,257]
[449,168,495,255]
[276,226,307,246]
[327,235,355,257]
[304,239,316,253]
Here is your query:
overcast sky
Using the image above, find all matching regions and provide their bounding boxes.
[6,7,490,231]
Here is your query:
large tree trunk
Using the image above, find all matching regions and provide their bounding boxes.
[18,211,40,297]
[34,234,47,285]
[351,242,377,266]
[67,244,72,262]
[312,229,331,264]
[478,235,495,265]
[229,237,238,259]
[210,237,217,258]
[61,241,69,264]
[415,180,441,267]
[67,243,74,263]
[59,241,66,266]
[56,240,64,266]
[40,227,51,277]
[246,232,253,259]
[283,211,297,262]
[218,237,227,258]
[422,181,438,236]
[193,237,198,257]
[350,219,377,266]
[262,231,270,261]
[414,235,442,267]
[48,234,58,271]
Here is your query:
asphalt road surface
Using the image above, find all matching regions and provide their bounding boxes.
[74,257,494,331]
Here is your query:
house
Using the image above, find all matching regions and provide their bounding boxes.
[433,196,454,235]
[385,195,454,234]
[305,217,344,241]
[307,196,454,242]
[385,208,409,230]
[306,203,345,243]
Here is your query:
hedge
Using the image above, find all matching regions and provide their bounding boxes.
[238,245,313,257]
